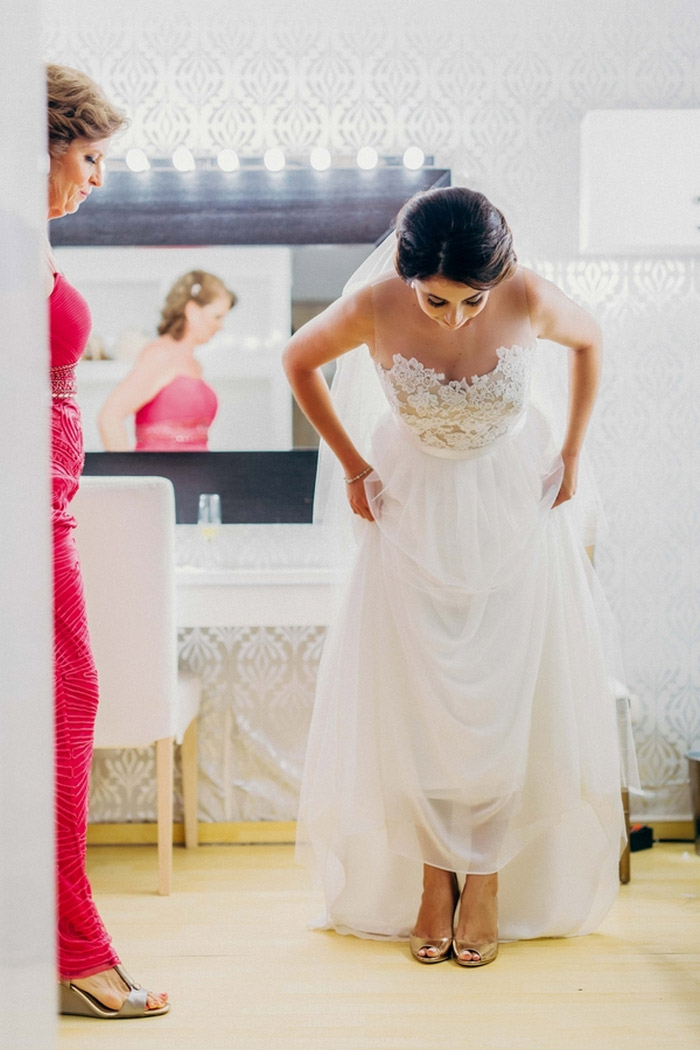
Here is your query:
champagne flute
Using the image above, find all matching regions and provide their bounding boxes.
[198,493,222,541]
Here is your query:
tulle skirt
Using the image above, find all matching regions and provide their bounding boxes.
[297,406,634,942]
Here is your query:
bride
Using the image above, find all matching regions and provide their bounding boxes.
[283,186,634,967]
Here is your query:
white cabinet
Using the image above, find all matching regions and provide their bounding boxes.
[580,109,700,252]
[175,567,343,627]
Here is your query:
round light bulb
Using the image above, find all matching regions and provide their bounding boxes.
[126,148,150,173]
[217,149,240,172]
[309,147,332,171]
[402,146,425,170]
[172,146,195,172]
[356,146,379,171]
[264,148,286,172]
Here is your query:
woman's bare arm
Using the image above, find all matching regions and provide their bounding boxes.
[522,267,602,506]
[282,286,376,520]
[97,345,173,451]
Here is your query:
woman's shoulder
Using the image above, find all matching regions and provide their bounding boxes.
[517,265,557,303]
[344,272,402,305]
[366,272,411,314]
[496,265,549,321]
[516,266,574,324]
[344,273,407,329]
[369,271,403,293]
[43,244,60,296]
[135,336,174,367]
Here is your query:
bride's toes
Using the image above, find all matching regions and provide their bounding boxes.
[409,933,453,964]
[453,873,499,967]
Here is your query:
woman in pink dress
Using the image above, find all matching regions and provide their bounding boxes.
[47,63,169,1018]
[98,271,236,451]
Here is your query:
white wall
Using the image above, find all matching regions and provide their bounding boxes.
[1,4,57,1048]
[43,0,700,823]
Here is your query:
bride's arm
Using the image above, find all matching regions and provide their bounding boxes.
[282,286,376,521]
[522,268,602,507]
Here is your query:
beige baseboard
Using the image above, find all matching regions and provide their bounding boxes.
[87,820,296,846]
[87,818,695,847]
[647,820,694,841]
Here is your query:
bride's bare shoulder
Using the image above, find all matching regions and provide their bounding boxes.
[370,271,406,295]
[312,274,408,350]
[518,265,556,306]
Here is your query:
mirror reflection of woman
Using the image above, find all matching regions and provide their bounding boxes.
[46,63,169,1018]
[98,271,236,451]
[284,187,635,968]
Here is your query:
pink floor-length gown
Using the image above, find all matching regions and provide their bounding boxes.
[50,272,120,979]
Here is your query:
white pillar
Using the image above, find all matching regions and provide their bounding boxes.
[0,4,57,1048]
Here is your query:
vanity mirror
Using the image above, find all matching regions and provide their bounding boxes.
[52,165,451,520]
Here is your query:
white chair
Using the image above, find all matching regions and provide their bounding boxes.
[71,475,200,895]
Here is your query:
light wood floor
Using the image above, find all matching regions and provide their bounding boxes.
[59,842,700,1050]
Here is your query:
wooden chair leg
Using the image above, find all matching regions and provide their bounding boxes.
[181,717,199,849]
[155,737,173,895]
[619,788,631,884]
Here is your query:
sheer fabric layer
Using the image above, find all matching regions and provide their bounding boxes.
[298,399,628,940]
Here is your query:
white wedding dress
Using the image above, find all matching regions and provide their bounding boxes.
[297,270,634,942]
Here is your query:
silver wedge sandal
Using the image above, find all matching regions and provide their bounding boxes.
[59,964,170,1019]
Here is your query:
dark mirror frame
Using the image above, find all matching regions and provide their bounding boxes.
[55,166,451,522]
[82,450,318,524]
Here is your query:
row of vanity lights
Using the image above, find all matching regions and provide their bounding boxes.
[124,146,429,173]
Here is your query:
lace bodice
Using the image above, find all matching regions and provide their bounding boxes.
[375,344,534,452]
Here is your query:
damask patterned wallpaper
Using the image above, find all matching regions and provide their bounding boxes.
[44,0,700,823]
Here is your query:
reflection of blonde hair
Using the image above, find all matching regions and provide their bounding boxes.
[158,271,237,340]
[47,64,127,157]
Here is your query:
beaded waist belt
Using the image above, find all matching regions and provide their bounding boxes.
[50,364,77,400]
[135,421,209,445]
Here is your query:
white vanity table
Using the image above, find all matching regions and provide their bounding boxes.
[87,546,345,828]
[175,565,344,627]
[170,556,345,825]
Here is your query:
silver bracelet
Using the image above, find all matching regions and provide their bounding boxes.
[344,465,373,484]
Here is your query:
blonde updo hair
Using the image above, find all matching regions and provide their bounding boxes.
[47,64,127,157]
[158,271,237,340]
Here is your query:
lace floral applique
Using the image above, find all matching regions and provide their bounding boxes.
[376,344,533,451]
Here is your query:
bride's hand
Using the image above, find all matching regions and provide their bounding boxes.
[346,474,375,521]
[552,451,579,507]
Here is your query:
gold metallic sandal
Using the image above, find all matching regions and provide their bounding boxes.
[452,939,499,967]
[410,870,459,964]
[409,934,453,964]
[59,964,170,1019]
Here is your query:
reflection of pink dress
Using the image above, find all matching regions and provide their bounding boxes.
[134,375,218,451]
[51,272,120,979]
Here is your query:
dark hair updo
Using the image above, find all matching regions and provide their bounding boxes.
[394,186,517,290]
